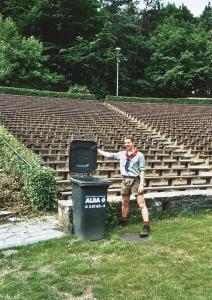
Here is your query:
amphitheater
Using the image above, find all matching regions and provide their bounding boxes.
[0,93,212,211]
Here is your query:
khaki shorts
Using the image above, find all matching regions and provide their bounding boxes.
[121,177,143,196]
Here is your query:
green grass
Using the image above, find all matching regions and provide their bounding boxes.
[0,211,212,300]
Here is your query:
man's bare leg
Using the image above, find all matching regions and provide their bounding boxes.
[137,194,149,222]
[137,194,150,237]
[120,195,130,225]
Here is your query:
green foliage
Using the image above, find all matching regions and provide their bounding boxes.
[1,0,104,46]
[68,85,90,94]
[109,6,148,96]
[143,16,212,97]
[0,170,38,217]
[61,20,117,96]
[199,2,212,32]
[105,201,120,227]
[0,126,57,209]
[106,95,212,105]
[0,1,211,97]
[0,0,105,87]
[0,16,63,89]
[0,86,96,100]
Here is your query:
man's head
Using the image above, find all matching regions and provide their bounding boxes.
[124,136,136,151]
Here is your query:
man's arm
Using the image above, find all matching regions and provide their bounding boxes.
[138,170,145,193]
[98,149,112,158]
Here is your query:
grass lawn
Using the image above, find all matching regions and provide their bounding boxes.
[0,210,212,300]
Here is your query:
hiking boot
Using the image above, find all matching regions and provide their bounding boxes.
[139,225,150,238]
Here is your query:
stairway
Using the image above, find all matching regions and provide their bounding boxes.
[105,102,209,166]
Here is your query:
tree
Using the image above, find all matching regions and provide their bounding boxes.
[60,1,150,97]
[0,16,63,89]
[142,17,211,96]
[1,0,106,82]
[110,6,148,95]
[199,2,212,32]
[101,0,137,14]
[140,1,196,36]
[1,0,210,97]
[1,0,104,46]
[60,21,117,97]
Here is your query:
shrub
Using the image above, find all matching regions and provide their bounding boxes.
[68,84,90,94]
[106,95,212,105]
[0,126,57,210]
[0,170,35,216]
[0,16,63,90]
[0,86,96,100]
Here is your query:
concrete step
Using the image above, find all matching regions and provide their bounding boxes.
[58,188,212,224]
[0,211,15,224]
[58,183,212,201]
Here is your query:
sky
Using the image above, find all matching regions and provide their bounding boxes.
[139,0,210,16]
[162,0,209,16]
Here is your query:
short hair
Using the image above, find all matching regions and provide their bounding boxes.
[124,135,135,143]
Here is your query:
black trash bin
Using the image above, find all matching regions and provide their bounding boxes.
[69,140,112,240]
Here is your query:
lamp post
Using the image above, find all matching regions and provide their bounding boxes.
[115,47,121,96]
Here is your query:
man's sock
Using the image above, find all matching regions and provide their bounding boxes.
[143,221,150,226]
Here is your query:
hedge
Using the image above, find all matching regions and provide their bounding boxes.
[0,86,96,100]
[0,126,57,210]
[106,95,212,105]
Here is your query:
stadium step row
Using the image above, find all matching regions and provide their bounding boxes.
[4,132,212,160]
[2,112,211,166]
[57,173,212,189]
[55,165,212,182]
[5,120,212,150]
[59,184,212,201]
[6,129,207,164]
[44,158,210,172]
[110,102,212,155]
[1,95,212,199]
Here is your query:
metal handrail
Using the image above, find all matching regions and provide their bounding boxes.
[0,135,32,168]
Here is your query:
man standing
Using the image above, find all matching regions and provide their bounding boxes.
[98,136,150,237]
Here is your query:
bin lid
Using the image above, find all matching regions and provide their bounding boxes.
[71,176,112,187]
[69,140,97,173]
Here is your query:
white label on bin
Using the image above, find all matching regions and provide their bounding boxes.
[84,195,106,209]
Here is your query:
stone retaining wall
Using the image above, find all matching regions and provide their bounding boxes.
[60,194,212,227]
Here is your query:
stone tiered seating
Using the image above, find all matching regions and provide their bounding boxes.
[111,102,212,158]
[0,94,212,202]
